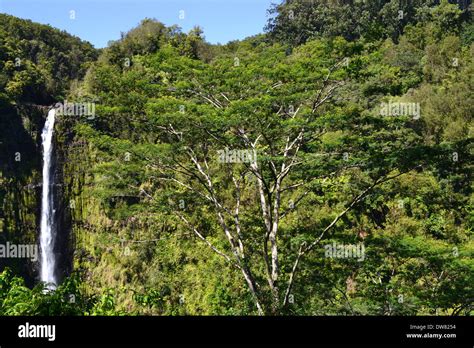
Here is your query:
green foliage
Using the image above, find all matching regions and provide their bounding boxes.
[0,2,472,316]
[265,0,470,45]
[98,19,213,69]
[0,13,97,103]
[0,268,123,315]
[67,12,472,314]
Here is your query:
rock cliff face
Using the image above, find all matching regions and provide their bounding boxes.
[0,104,44,285]
[0,104,78,286]
[0,13,98,287]
[54,114,83,283]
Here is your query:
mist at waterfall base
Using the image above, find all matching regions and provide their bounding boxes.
[40,108,57,290]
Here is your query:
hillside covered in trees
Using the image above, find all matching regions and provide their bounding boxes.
[0,0,472,316]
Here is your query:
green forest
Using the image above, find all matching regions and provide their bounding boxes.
[0,0,472,316]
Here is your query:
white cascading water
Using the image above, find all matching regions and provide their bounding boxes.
[40,108,57,289]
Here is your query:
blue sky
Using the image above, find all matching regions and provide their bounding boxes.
[0,0,277,48]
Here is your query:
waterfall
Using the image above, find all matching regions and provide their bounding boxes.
[40,108,57,289]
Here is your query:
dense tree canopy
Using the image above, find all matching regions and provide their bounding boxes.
[265,0,472,45]
[0,13,97,105]
[0,2,472,315]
